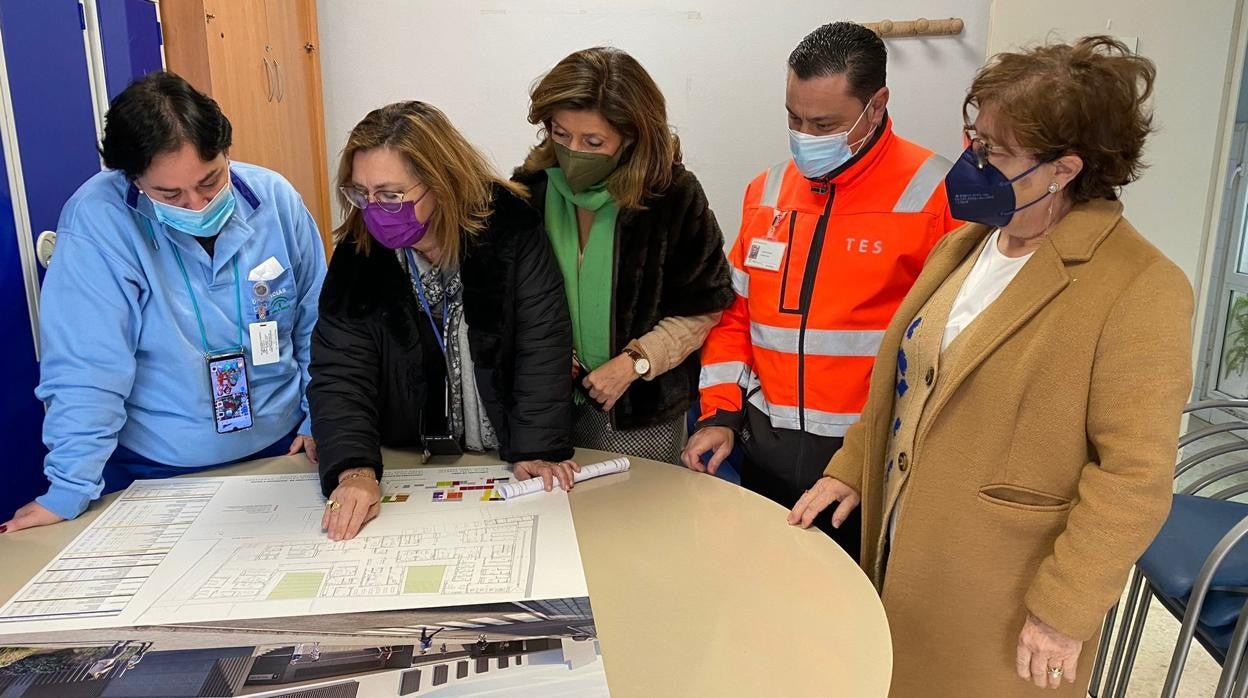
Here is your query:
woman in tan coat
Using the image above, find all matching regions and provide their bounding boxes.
[788,37,1193,696]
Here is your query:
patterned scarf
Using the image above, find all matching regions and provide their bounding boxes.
[404,251,498,450]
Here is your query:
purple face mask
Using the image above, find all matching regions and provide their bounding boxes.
[361,191,430,249]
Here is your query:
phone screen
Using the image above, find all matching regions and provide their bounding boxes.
[208,353,253,434]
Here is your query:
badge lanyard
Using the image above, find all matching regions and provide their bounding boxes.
[143,217,245,356]
[404,248,448,355]
[765,210,789,240]
[141,216,253,434]
[404,248,457,451]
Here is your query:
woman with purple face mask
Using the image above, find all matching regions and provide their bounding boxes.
[307,102,577,542]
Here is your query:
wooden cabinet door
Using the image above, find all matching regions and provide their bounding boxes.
[199,0,284,172]
[264,0,332,248]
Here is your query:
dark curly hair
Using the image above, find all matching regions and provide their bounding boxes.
[100,71,232,180]
[964,35,1156,204]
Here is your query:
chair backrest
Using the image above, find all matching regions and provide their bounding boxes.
[1178,400,1248,498]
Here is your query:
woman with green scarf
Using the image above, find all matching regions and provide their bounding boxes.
[513,47,734,464]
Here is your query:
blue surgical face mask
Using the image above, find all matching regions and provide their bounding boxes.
[788,102,873,179]
[944,145,1052,228]
[150,179,237,238]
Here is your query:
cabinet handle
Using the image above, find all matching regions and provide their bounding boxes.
[274,59,285,102]
[262,58,274,102]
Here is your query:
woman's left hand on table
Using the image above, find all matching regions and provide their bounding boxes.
[515,460,581,491]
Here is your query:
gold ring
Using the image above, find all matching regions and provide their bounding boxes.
[327,499,341,511]
[1047,667,1064,678]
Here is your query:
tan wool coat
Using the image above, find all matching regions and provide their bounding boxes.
[824,199,1194,697]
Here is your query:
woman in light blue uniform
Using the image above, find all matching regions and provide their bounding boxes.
[1,72,326,531]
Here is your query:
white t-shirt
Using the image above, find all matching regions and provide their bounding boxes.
[942,230,1033,351]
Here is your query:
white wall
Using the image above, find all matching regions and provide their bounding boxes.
[316,0,991,244]
[987,1,1243,287]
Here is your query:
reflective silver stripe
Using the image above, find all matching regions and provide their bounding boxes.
[747,390,860,438]
[731,266,749,298]
[758,161,789,209]
[699,361,750,390]
[893,153,954,213]
[750,322,885,357]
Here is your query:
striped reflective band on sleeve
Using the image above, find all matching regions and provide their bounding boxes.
[699,361,750,390]
[730,266,749,298]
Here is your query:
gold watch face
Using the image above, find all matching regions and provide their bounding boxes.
[635,358,651,375]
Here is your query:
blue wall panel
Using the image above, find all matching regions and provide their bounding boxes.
[0,0,103,249]
[0,138,47,519]
[0,0,103,516]
[0,1,168,518]
[98,0,163,100]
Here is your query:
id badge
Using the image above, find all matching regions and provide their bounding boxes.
[206,352,254,434]
[249,321,280,366]
[745,238,787,271]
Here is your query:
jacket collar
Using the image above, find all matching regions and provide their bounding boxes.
[1045,198,1124,262]
[903,198,1125,445]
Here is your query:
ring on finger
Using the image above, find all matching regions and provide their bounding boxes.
[326,499,341,511]
[1047,666,1064,679]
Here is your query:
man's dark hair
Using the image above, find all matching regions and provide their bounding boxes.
[100,71,232,179]
[788,22,887,104]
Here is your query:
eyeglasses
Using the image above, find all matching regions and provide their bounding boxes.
[962,126,993,170]
[339,182,424,214]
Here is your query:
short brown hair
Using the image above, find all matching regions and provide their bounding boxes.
[520,47,680,209]
[964,36,1156,203]
[334,101,525,266]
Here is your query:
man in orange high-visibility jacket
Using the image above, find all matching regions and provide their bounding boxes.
[681,22,959,557]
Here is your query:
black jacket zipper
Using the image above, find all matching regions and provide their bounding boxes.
[794,189,836,479]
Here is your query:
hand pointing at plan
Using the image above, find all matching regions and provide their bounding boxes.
[323,467,381,541]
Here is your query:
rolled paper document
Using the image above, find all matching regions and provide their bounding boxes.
[497,457,631,499]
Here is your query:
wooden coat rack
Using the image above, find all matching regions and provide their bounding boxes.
[862,18,964,38]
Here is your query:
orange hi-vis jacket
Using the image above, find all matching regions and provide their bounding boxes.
[698,119,958,438]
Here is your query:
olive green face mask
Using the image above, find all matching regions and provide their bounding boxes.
[553,142,623,194]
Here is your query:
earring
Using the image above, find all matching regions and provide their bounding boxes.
[1048,182,1060,194]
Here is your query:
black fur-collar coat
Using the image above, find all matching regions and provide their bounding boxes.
[308,184,573,494]
[513,164,734,430]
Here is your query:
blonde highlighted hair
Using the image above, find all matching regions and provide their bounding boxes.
[519,47,680,209]
[335,101,525,265]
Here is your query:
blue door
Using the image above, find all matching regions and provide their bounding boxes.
[0,136,46,520]
[96,0,163,100]
[0,0,159,517]
[0,0,102,254]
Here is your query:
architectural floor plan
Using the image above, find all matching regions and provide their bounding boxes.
[0,465,588,634]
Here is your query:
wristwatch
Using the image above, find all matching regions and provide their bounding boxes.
[622,346,651,377]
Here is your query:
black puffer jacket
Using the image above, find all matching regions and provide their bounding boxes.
[309,184,573,495]
[513,164,734,430]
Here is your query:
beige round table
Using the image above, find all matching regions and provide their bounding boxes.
[0,448,892,696]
